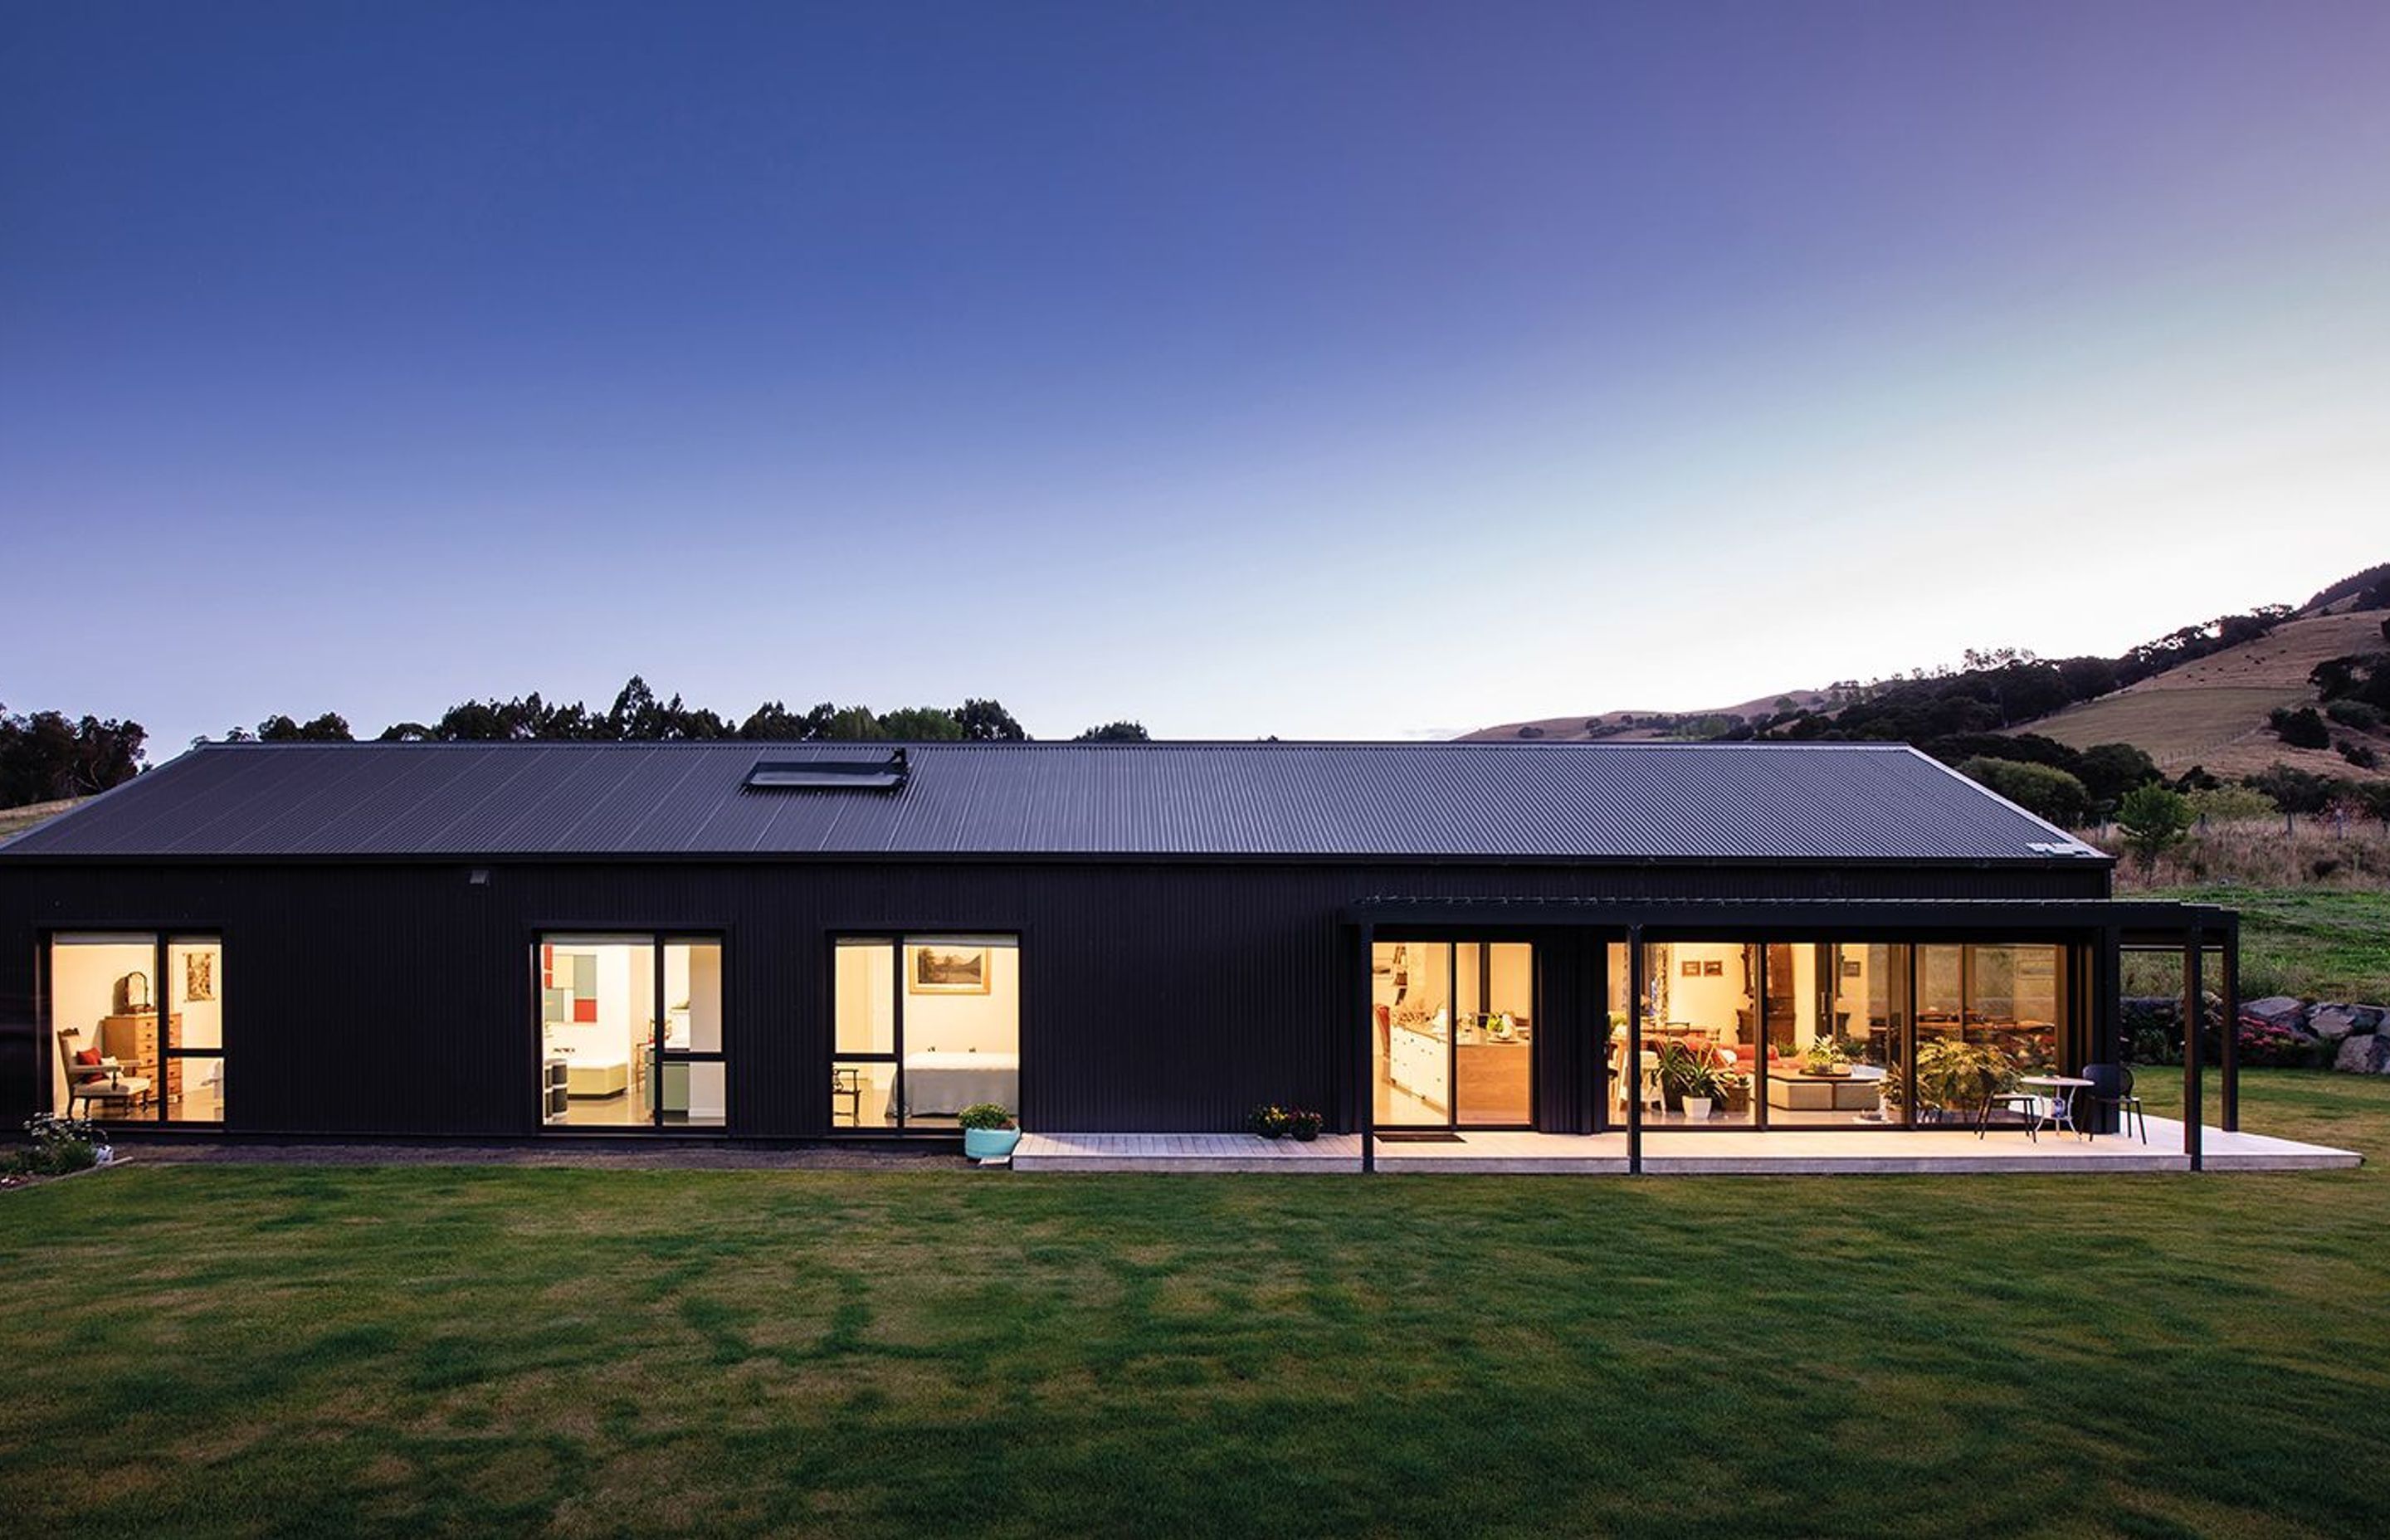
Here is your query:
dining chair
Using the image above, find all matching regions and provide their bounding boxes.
[2080,1063,2146,1143]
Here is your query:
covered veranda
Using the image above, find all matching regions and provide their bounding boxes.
[1345,896,2259,1172]
[1011,897,2365,1175]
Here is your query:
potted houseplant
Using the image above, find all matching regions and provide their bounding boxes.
[1247,1104,1293,1139]
[1285,1108,1323,1143]
[1911,1039,2012,1124]
[1656,1043,1724,1121]
[957,1103,1020,1162]
[1801,1038,1851,1077]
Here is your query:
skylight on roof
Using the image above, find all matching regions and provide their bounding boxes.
[744,749,909,792]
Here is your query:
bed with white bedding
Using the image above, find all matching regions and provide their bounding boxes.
[903,1051,1020,1117]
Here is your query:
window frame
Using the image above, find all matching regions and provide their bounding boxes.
[1370,934,1539,1132]
[531,929,729,1133]
[829,931,1022,1135]
[43,928,229,1127]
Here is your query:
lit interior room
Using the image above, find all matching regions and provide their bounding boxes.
[1371,941,1533,1128]
[538,937,724,1127]
[1607,941,2066,1127]
[49,933,225,1123]
[832,937,1020,1130]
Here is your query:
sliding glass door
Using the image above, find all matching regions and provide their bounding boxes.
[1370,939,1534,1128]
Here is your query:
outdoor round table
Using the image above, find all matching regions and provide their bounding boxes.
[2017,1075,2094,1140]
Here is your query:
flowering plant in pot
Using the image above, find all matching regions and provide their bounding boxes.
[1284,1109,1324,1143]
[957,1103,1020,1161]
[1246,1104,1294,1139]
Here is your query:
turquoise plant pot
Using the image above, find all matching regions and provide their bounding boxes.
[963,1127,1021,1161]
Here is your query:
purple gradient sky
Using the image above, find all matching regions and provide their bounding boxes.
[3,2,2384,751]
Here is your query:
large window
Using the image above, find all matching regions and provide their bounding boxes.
[1911,943,2066,1124]
[833,936,1019,1130]
[1371,940,1533,1127]
[49,933,226,1123]
[537,934,724,1128]
[1599,938,2070,1129]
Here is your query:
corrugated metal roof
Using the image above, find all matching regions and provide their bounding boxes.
[0,740,2107,863]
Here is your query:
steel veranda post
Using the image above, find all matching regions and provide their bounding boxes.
[2183,928,2202,1171]
[1358,922,1375,1173]
[1627,924,1644,1175]
[2220,921,2241,1133]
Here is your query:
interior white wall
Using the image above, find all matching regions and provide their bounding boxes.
[835,943,895,1054]
[666,943,724,1052]
[903,944,1020,1054]
[1487,944,1531,1017]
[1790,943,1820,1041]
[1661,942,1752,1033]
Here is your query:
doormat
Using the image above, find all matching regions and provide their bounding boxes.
[1376,1132,1466,1143]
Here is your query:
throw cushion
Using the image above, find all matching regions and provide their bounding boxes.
[75,1047,102,1065]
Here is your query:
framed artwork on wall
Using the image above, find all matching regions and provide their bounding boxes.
[1703,960,1724,977]
[910,945,992,995]
[1680,960,1700,977]
[184,950,215,1001]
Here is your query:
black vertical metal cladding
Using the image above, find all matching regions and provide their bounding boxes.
[0,740,2242,1140]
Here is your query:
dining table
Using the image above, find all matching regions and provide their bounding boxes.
[2016,1074,2094,1140]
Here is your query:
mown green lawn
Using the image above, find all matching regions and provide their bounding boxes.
[5,1074,2388,1538]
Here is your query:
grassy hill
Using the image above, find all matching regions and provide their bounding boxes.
[1466,563,2390,784]
[1458,689,1831,743]
[2022,608,2387,780]
[0,798,78,842]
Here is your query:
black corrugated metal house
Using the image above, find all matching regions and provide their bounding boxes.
[0,740,2241,1157]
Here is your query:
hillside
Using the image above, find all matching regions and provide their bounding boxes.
[2022,609,2388,779]
[1459,689,1832,743]
[1466,563,2390,785]
[0,798,79,842]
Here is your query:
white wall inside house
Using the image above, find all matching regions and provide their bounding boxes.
[903,943,1020,1055]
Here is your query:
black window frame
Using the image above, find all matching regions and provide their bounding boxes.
[829,931,1021,1135]
[1370,935,1539,1132]
[533,930,729,1133]
[42,928,229,1127]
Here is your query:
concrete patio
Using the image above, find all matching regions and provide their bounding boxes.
[1012,1121,2360,1174]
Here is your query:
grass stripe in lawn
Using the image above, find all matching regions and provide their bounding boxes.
[3,1070,2388,1538]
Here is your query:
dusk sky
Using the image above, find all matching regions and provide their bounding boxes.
[4,2,2384,752]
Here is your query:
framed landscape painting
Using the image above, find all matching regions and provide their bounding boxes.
[910,944,992,995]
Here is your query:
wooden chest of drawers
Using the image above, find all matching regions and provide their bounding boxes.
[99,1011,183,1109]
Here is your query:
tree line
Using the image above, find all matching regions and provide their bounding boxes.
[0,705,148,806]
[0,681,1153,806]
[227,679,1151,748]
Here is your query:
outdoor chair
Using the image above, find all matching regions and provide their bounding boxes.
[56,1027,150,1120]
[1973,1068,2039,1141]
[2080,1062,2146,1143]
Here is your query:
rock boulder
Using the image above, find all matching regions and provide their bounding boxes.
[2333,1034,2390,1075]
[2310,1005,2369,1042]
[2241,996,2309,1029]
